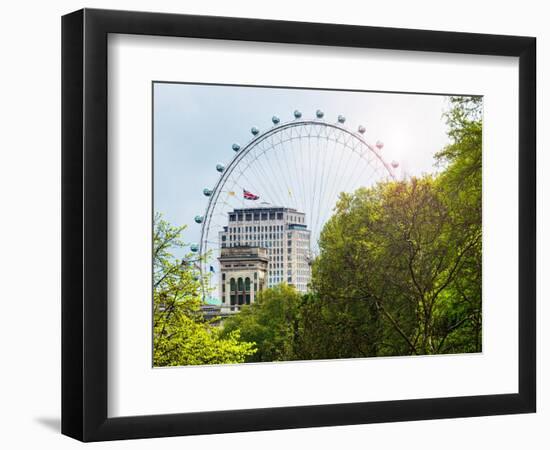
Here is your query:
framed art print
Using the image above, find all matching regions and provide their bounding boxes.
[61,8,536,441]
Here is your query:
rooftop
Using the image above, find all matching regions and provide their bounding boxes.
[230,205,304,214]
[219,245,269,262]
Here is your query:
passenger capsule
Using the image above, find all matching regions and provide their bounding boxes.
[232,143,241,152]
[358,125,366,134]
[376,140,384,150]
[294,110,302,119]
[194,215,204,224]
[391,160,399,168]
[337,115,346,124]
[203,188,212,197]
[316,109,324,119]
[190,243,199,253]
[251,127,260,136]
[272,115,280,125]
[216,163,225,172]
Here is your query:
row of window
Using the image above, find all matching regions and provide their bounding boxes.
[222,273,258,281]
[269,276,293,284]
[227,228,307,241]
[222,242,295,253]
[224,278,260,292]
[221,263,256,269]
[227,233,283,241]
[228,294,251,306]
[229,212,306,223]
[229,212,284,222]
[288,215,304,224]
[229,225,285,233]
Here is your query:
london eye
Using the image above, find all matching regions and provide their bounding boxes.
[190,110,399,302]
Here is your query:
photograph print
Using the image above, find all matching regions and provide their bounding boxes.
[153,83,482,367]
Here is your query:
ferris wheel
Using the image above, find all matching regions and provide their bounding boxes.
[189,109,399,302]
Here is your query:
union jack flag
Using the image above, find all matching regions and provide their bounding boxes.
[243,189,259,200]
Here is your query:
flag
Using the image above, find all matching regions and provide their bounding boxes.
[243,189,259,200]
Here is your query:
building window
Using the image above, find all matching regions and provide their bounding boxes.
[277,212,283,220]
[246,214,252,221]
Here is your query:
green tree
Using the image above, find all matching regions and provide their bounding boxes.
[433,96,483,352]
[153,214,256,366]
[221,284,301,362]
[312,177,480,355]
[310,97,482,356]
[293,291,384,359]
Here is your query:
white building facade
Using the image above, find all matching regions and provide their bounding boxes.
[219,206,311,302]
[218,246,268,314]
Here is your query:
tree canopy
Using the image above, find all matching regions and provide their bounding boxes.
[309,96,482,356]
[221,284,302,362]
[153,214,256,366]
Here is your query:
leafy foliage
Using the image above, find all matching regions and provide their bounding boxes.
[312,176,481,356]
[153,214,256,366]
[221,284,302,362]
[309,96,482,356]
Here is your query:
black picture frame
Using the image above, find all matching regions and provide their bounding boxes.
[61,8,536,442]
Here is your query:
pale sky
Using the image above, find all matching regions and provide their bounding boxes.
[154,82,452,250]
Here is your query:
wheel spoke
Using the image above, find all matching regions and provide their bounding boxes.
[198,119,395,300]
